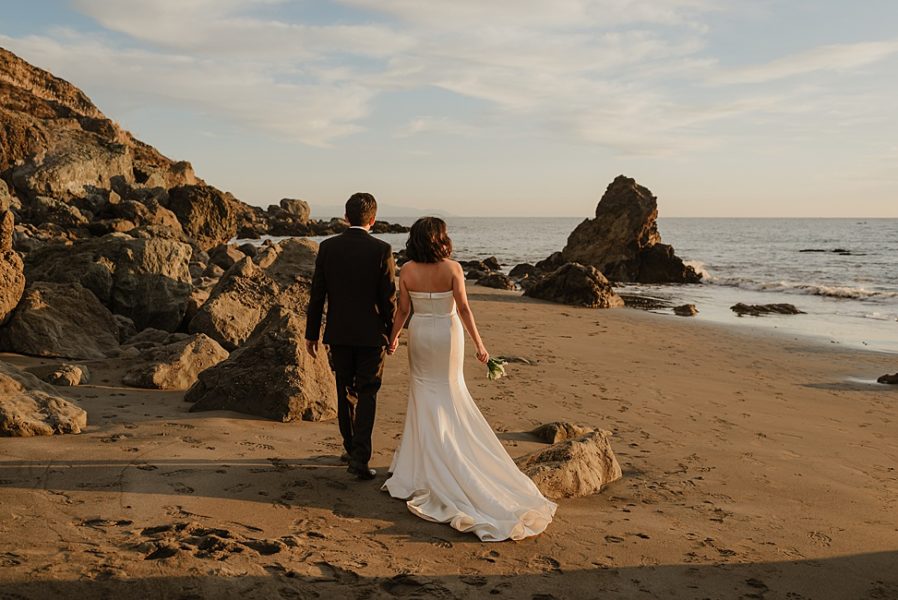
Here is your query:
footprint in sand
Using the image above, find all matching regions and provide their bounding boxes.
[169,482,194,495]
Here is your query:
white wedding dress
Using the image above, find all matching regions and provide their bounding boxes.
[382,291,557,541]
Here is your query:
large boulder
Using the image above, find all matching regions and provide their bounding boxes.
[166,185,238,251]
[515,430,622,500]
[0,282,120,359]
[25,234,192,331]
[0,360,87,436]
[186,307,337,422]
[0,211,26,325]
[188,258,280,351]
[561,175,700,283]
[190,239,318,349]
[279,198,311,223]
[123,333,229,390]
[524,262,624,308]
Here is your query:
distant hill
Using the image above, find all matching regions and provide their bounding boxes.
[310,204,457,220]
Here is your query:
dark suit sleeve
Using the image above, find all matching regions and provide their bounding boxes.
[305,244,327,341]
[377,245,397,337]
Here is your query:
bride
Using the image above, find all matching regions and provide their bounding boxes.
[381,217,557,542]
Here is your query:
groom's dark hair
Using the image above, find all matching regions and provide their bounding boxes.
[345,192,377,226]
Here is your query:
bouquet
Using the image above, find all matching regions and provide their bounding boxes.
[487,357,507,381]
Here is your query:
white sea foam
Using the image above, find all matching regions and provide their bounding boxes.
[703,275,898,301]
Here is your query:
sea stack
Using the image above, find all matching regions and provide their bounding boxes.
[561,175,701,284]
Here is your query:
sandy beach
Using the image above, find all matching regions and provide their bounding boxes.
[1,286,896,599]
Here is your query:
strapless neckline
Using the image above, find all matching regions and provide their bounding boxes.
[408,290,453,296]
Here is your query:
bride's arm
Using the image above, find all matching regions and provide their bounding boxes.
[451,262,489,364]
[387,270,411,355]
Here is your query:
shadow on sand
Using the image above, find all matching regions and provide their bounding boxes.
[0,551,896,599]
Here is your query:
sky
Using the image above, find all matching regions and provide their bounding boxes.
[1,1,897,217]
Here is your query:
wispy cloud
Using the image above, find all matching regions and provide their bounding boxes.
[1,0,895,157]
[710,39,898,85]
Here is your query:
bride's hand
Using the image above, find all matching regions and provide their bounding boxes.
[476,346,489,364]
[387,337,400,355]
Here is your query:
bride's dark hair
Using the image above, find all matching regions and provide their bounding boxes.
[406,217,452,263]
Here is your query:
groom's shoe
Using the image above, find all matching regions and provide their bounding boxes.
[339,452,350,464]
[347,465,377,480]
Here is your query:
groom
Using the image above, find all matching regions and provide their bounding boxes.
[305,193,397,480]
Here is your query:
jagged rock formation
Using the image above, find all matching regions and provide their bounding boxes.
[186,307,337,422]
[524,263,624,308]
[561,175,700,284]
[0,211,24,325]
[24,234,193,331]
[0,360,87,436]
[0,282,120,359]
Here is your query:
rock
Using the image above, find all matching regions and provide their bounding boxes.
[25,234,192,331]
[279,198,311,223]
[476,272,516,290]
[731,303,805,317]
[40,364,90,387]
[524,263,624,309]
[514,430,622,500]
[0,180,18,213]
[482,256,501,271]
[673,304,699,317]
[237,243,258,258]
[29,196,89,228]
[186,307,337,422]
[166,185,238,251]
[459,259,489,272]
[113,314,137,343]
[876,373,898,385]
[188,258,280,350]
[561,175,700,283]
[123,333,229,390]
[529,422,595,444]
[208,244,246,271]
[466,269,489,281]
[0,212,26,325]
[0,282,120,359]
[263,238,318,287]
[509,263,537,279]
[535,251,566,273]
[0,360,87,436]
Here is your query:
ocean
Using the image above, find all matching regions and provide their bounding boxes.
[268,217,898,354]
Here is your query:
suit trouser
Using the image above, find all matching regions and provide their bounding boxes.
[327,344,385,470]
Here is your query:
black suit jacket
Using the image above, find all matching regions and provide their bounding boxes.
[305,228,397,347]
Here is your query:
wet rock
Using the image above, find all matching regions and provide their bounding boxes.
[477,272,516,290]
[123,333,229,390]
[0,282,120,359]
[482,256,501,271]
[509,263,537,279]
[186,307,337,422]
[731,303,805,317]
[514,430,622,500]
[561,175,700,283]
[524,263,624,309]
[674,304,699,317]
[0,360,87,436]
[877,373,898,385]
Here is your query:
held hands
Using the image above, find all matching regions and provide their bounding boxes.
[387,336,400,355]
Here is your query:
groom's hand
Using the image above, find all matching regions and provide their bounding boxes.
[305,339,318,358]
